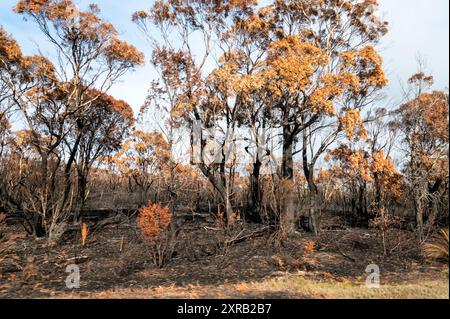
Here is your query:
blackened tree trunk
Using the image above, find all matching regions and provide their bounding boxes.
[410,134,425,242]
[357,182,369,227]
[248,158,262,223]
[282,125,294,180]
[303,158,319,235]
[280,125,297,235]
[425,179,442,229]
[75,165,89,224]
[302,129,319,234]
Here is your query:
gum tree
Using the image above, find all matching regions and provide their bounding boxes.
[396,72,449,241]
[1,1,144,243]
[133,0,258,222]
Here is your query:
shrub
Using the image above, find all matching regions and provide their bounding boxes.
[137,201,176,267]
[423,229,449,262]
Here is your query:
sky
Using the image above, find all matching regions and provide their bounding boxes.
[0,0,449,115]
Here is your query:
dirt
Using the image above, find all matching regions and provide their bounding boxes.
[0,217,447,299]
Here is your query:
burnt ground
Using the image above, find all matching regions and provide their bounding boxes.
[0,213,448,299]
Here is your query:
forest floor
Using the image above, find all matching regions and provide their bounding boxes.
[0,215,448,299]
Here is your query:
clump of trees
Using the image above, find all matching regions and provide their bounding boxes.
[131,0,391,233]
[0,0,143,244]
[0,0,448,254]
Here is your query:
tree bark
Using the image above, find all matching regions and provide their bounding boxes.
[413,187,424,242]
[302,133,319,235]
[357,183,369,227]
[282,126,294,180]
[248,158,262,223]
[280,125,296,235]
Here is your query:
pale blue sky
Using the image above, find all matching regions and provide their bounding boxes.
[0,0,448,114]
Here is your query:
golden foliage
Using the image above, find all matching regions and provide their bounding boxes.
[339,109,367,140]
[131,10,149,23]
[15,0,55,14]
[340,46,388,89]
[309,87,337,115]
[105,38,145,66]
[266,36,328,97]
[348,150,371,181]
[231,10,271,37]
[137,201,172,242]
[15,0,117,41]
[329,145,403,194]
[328,143,404,202]
[0,26,23,65]
[21,55,56,81]
[84,87,135,124]
[330,145,372,182]
[113,130,170,178]
[370,150,402,198]
[399,90,449,182]
[371,151,396,174]
[140,0,257,26]
[208,51,265,103]
[401,91,449,142]
[137,202,175,268]
[14,0,144,69]
[13,130,34,148]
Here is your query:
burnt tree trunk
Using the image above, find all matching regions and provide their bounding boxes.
[357,182,369,227]
[302,131,319,235]
[248,158,262,223]
[282,126,294,180]
[280,125,296,235]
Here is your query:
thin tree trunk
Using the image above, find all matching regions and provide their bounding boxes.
[303,136,319,235]
[282,132,294,180]
[248,158,262,222]
[413,187,424,242]
[280,125,296,234]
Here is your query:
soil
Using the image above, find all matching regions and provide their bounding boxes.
[0,214,447,299]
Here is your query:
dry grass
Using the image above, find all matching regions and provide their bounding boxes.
[49,272,449,299]
[262,274,449,299]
